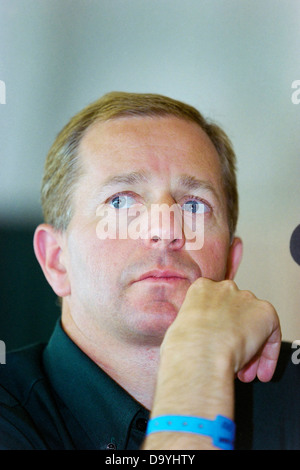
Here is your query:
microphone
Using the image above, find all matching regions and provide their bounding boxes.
[290,224,300,266]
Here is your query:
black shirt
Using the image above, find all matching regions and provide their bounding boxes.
[0,320,299,450]
[0,320,148,449]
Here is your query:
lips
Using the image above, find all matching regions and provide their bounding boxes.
[134,269,188,283]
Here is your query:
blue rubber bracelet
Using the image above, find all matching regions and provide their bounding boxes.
[146,414,235,450]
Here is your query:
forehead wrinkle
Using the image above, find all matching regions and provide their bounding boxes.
[99,170,150,192]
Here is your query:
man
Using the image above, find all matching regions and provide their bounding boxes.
[0,92,299,450]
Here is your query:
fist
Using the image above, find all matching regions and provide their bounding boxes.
[162,278,282,383]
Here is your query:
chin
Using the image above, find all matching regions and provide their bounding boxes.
[130,301,179,340]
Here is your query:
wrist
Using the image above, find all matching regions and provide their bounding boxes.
[152,341,235,420]
[146,414,235,450]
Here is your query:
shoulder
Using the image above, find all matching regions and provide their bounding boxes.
[235,341,300,449]
[0,343,52,449]
[253,340,300,402]
[0,342,71,449]
[0,342,46,406]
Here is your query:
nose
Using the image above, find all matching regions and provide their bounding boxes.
[143,197,185,250]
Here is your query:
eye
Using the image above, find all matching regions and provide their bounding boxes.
[108,193,137,209]
[182,198,211,214]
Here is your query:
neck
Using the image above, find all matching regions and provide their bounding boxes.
[61,308,161,410]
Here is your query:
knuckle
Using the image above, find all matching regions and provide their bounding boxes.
[190,277,211,290]
[241,289,256,299]
[259,299,276,314]
[222,279,238,290]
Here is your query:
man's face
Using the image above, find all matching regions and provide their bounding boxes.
[61,116,234,346]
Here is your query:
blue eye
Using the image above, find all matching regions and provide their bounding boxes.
[182,200,209,214]
[109,194,136,209]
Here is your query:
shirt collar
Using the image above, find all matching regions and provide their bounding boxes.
[43,320,148,449]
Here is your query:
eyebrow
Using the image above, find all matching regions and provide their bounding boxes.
[98,171,221,205]
[176,174,221,204]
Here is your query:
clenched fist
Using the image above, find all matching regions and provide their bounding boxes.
[163,278,281,383]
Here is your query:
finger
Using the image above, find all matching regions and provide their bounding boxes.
[237,354,260,383]
[237,327,281,383]
[256,340,281,382]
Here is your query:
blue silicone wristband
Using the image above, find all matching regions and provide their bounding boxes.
[146,414,235,450]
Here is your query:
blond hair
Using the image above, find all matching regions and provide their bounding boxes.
[41,91,238,237]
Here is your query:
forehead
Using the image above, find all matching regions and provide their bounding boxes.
[78,115,223,185]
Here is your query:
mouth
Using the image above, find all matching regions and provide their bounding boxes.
[134,269,188,284]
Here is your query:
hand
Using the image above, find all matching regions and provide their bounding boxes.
[144,278,281,449]
[162,277,281,384]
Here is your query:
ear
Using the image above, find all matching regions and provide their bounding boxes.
[33,224,71,297]
[225,236,243,280]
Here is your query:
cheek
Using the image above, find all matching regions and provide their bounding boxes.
[192,237,230,281]
[69,235,132,288]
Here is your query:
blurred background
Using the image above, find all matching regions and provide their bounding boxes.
[0,0,299,350]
